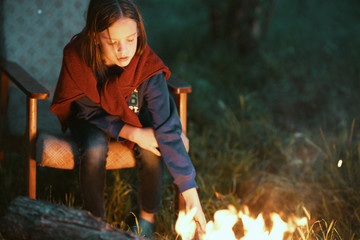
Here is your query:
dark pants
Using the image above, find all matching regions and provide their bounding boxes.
[69,119,163,219]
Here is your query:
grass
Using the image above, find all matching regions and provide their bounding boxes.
[2,0,360,239]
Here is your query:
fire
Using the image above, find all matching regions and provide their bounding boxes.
[175,205,307,240]
[175,207,198,240]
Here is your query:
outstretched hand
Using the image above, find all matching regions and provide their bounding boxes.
[181,188,207,234]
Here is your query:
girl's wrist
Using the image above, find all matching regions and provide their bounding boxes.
[181,188,199,205]
[119,124,139,143]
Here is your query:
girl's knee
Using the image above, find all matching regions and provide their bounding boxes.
[80,142,108,168]
[136,147,162,170]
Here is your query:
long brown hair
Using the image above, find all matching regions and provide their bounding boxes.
[80,0,147,81]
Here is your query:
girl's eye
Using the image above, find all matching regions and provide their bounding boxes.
[108,41,118,46]
[127,38,134,42]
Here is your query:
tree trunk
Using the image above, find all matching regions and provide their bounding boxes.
[204,0,276,53]
[227,0,260,53]
[0,196,142,240]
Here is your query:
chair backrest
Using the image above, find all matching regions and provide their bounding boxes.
[1,0,88,95]
[1,0,90,135]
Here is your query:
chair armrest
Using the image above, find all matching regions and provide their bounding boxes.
[167,75,192,94]
[0,59,50,99]
[166,76,192,135]
[0,59,50,199]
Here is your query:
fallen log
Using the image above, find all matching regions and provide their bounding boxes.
[0,196,142,240]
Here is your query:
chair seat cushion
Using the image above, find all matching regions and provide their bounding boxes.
[8,86,136,170]
[36,132,136,170]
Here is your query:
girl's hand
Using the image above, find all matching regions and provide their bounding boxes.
[181,188,207,233]
[119,125,161,156]
[134,127,161,156]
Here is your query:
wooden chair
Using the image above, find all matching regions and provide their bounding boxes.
[0,59,191,210]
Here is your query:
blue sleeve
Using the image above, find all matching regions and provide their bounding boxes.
[73,96,126,141]
[143,73,197,193]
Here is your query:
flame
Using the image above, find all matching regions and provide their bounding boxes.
[176,205,307,240]
[175,207,198,240]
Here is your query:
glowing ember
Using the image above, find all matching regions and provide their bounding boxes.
[337,159,343,168]
[176,205,307,240]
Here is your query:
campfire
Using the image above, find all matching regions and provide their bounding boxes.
[175,205,308,240]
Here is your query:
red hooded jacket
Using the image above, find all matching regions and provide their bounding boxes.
[50,35,171,131]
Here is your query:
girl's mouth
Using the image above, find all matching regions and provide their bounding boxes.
[118,56,129,62]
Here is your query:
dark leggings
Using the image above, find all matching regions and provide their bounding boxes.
[69,119,163,219]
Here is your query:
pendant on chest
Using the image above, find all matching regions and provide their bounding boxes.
[128,89,139,114]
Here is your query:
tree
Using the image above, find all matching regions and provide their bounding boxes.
[204,0,276,53]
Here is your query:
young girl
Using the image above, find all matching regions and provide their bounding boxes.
[50,0,206,237]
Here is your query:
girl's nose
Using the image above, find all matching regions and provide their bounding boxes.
[116,42,127,52]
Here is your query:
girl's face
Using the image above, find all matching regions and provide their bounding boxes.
[99,17,138,68]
